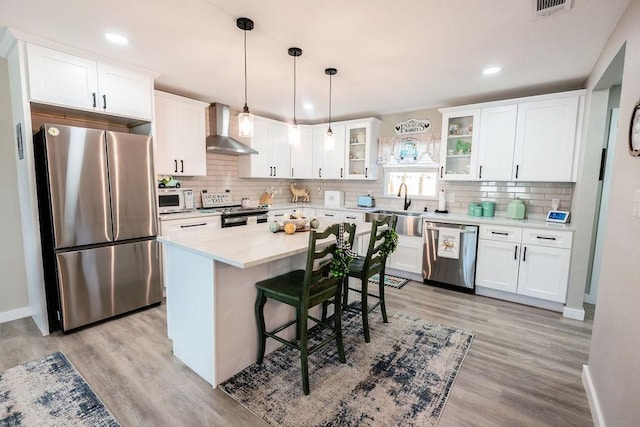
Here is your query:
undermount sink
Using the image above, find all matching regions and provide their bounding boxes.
[365,210,423,237]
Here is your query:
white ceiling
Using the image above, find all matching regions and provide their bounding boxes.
[0,0,631,123]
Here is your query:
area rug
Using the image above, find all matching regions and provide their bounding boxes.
[220,307,473,426]
[0,351,120,426]
[369,273,409,289]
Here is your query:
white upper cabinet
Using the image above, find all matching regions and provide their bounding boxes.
[26,43,153,121]
[290,126,313,179]
[439,109,480,181]
[513,96,580,182]
[310,124,347,180]
[345,119,380,180]
[154,90,208,176]
[477,105,518,181]
[238,116,291,178]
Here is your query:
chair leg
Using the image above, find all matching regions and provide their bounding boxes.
[321,300,328,323]
[379,273,388,323]
[342,276,349,310]
[255,290,267,364]
[361,277,370,343]
[299,308,310,395]
[334,285,346,363]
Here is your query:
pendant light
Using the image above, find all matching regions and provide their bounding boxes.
[288,47,302,145]
[237,17,254,137]
[324,68,337,151]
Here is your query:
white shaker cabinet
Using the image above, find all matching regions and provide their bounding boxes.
[513,96,580,182]
[345,119,380,180]
[239,117,291,178]
[154,91,208,176]
[387,235,423,275]
[312,124,347,180]
[26,43,153,121]
[476,225,572,304]
[476,105,518,181]
[290,126,313,179]
[439,109,480,181]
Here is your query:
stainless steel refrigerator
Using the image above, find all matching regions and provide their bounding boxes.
[33,123,161,332]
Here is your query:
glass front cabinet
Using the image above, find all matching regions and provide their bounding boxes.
[344,119,380,180]
[439,109,480,181]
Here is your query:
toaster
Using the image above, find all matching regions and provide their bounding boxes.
[357,196,375,208]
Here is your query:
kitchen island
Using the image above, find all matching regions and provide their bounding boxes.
[157,220,371,387]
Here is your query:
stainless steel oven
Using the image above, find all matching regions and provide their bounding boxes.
[221,210,269,228]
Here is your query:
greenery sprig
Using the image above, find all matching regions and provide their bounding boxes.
[330,248,354,279]
[379,228,399,258]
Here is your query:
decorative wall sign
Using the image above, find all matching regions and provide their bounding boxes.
[394,118,431,135]
[16,122,24,160]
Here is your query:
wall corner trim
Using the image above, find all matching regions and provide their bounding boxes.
[563,306,585,320]
[582,364,606,427]
[0,305,32,324]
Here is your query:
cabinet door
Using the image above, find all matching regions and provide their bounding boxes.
[154,94,180,175]
[97,63,153,120]
[291,126,313,178]
[312,126,326,179]
[177,101,206,176]
[242,119,271,177]
[270,123,291,178]
[323,124,346,179]
[387,235,423,274]
[27,44,98,111]
[477,105,517,181]
[440,110,480,180]
[517,245,570,303]
[513,97,579,182]
[475,239,520,293]
[345,122,370,179]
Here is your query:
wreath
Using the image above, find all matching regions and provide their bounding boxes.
[329,248,354,279]
[379,228,399,258]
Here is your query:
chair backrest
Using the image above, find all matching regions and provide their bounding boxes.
[363,214,398,276]
[303,222,357,299]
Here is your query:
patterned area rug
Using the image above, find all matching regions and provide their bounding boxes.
[369,273,410,289]
[0,352,119,426]
[220,307,473,426]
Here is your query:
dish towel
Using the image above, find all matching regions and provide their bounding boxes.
[437,228,461,259]
[338,223,358,257]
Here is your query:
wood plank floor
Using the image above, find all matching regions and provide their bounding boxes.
[0,282,594,426]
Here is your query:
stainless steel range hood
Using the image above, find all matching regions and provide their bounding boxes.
[206,103,258,155]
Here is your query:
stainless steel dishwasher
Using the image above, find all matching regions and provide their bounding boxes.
[423,221,478,292]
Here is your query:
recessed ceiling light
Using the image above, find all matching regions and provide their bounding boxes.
[105,33,129,45]
[483,66,501,75]
[303,103,314,110]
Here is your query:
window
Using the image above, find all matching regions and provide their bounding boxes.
[384,167,439,198]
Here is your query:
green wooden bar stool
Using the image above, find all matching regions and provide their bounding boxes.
[343,214,398,343]
[254,222,357,395]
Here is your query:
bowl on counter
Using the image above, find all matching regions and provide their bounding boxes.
[282,217,309,230]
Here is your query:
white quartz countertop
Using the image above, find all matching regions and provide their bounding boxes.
[419,211,574,231]
[157,220,372,269]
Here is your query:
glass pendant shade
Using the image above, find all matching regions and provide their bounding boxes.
[238,108,254,137]
[324,128,335,151]
[289,122,301,145]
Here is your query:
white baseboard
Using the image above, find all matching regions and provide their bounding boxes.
[563,306,585,321]
[0,306,32,323]
[582,364,606,427]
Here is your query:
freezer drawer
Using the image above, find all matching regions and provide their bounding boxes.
[423,222,478,290]
[56,239,161,331]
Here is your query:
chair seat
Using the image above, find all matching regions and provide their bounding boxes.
[257,270,339,306]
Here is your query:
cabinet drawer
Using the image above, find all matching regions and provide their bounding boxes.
[160,216,220,235]
[343,212,364,222]
[522,228,573,249]
[479,225,522,243]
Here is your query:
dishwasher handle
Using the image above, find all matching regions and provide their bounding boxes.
[425,225,477,234]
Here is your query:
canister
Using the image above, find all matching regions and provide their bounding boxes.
[473,205,483,217]
[468,203,480,216]
[506,199,526,219]
[481,201,495,217]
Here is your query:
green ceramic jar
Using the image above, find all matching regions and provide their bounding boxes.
[506,199,526,219]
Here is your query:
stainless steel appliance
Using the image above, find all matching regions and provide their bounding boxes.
[200,191,268,227]
[158,187,195,213]
[423,221,478,292]
[33,124,162,332]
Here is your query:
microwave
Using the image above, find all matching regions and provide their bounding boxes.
[158,188,195,213]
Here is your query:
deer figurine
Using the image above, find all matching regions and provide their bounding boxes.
[290,183,310,203]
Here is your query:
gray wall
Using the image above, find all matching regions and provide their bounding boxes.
[0,56,28,315]
[583,0,640,424]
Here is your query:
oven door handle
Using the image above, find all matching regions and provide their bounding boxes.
[223,216,248,225]
[425,225,477,234]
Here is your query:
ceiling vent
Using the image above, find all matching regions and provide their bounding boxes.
[532,0,572,18]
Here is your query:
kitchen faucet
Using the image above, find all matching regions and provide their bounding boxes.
[397,183,411,211]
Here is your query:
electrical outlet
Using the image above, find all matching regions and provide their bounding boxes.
[447,193,455,203]
[552,198,560,209]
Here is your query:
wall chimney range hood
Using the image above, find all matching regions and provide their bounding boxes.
[206,103,258,155]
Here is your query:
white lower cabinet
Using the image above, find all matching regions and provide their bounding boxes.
[388,235,423,274]
[159,215,220,236]
[476,225,572,303]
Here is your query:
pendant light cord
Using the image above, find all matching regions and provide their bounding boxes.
[243,30,248,108]
[293,54,297,124]
[328,73,332,130]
